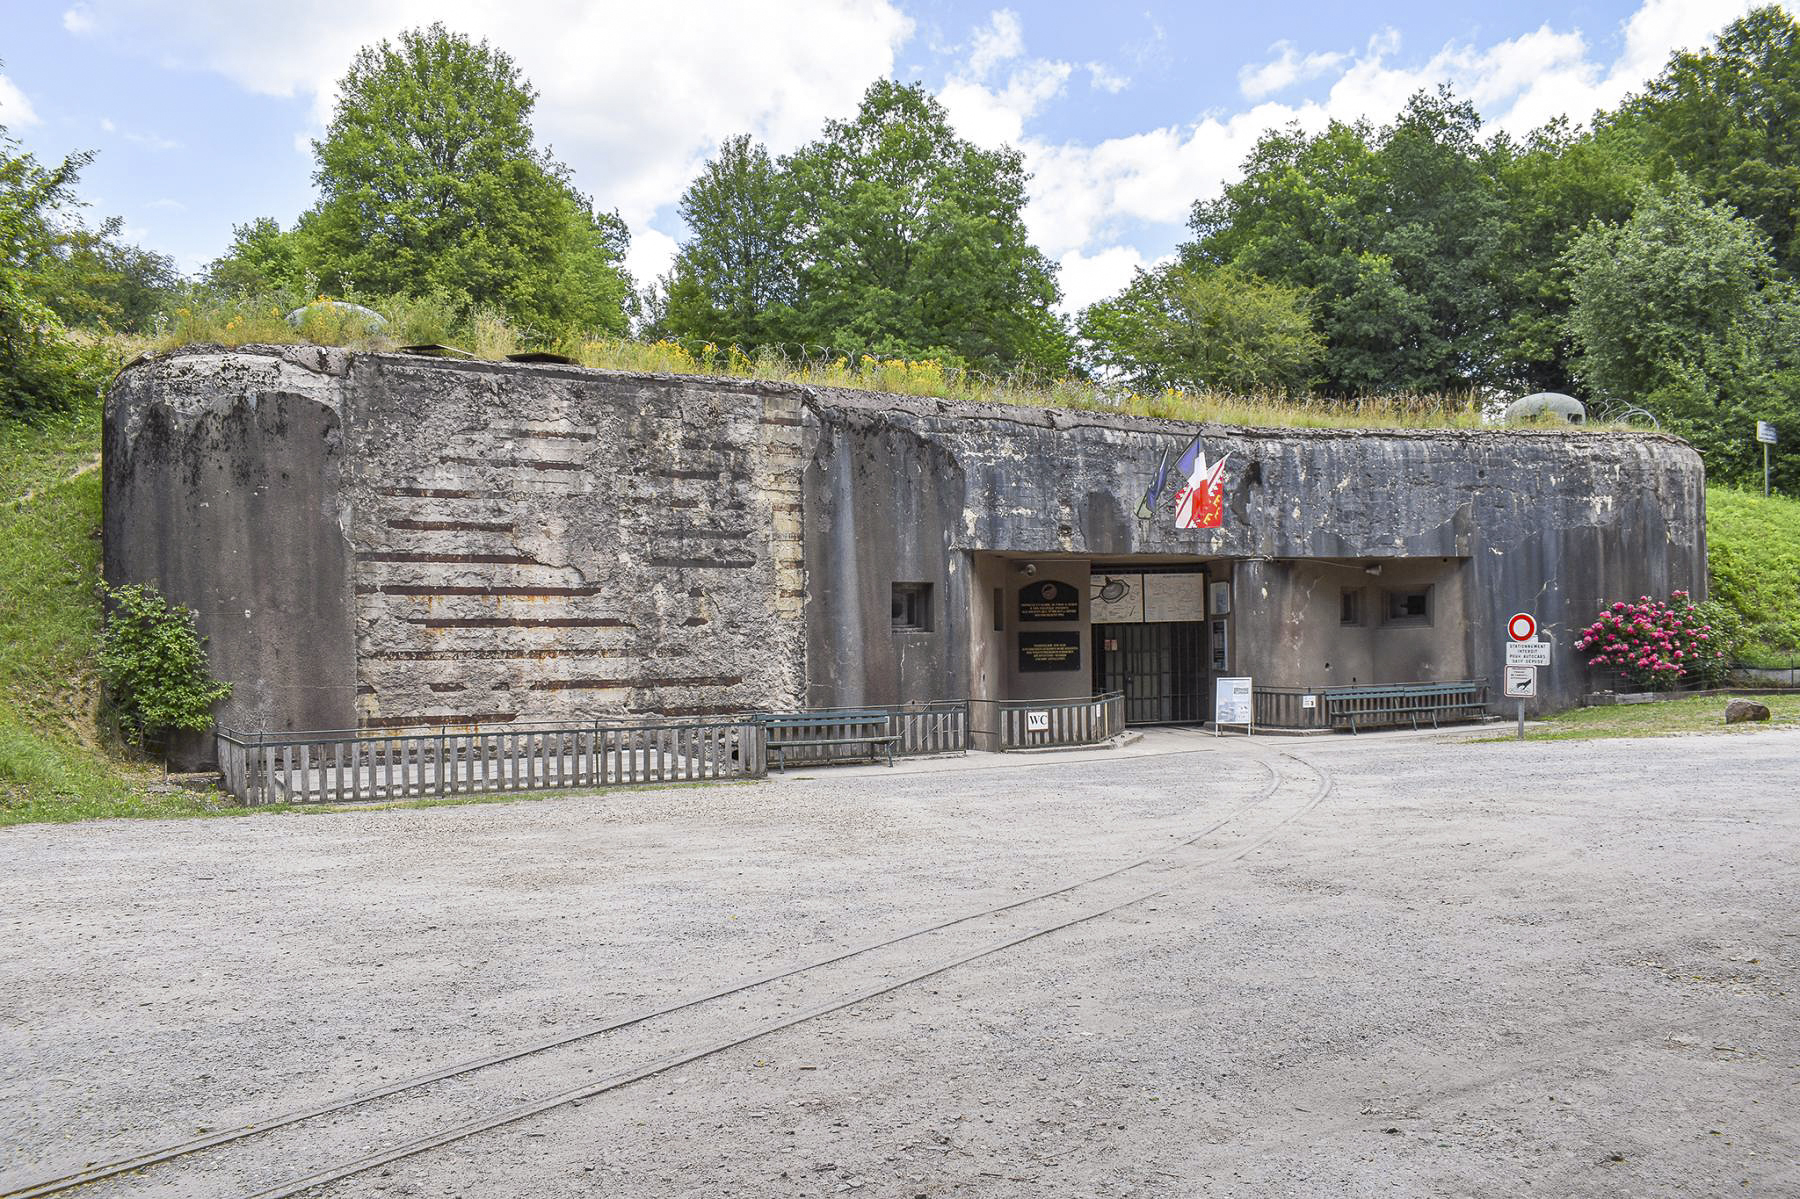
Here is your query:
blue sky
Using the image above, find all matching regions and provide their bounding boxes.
[0,0,1762,310]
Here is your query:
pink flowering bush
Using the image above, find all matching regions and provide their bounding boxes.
[1575,590,1737,691]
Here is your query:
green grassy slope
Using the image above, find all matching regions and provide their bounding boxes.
[1708,486,1800,667]
[0,399,210,823]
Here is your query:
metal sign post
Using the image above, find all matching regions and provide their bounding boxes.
[1505,613,1545,742]
[1757,420,1778,496]
[1503,665,1538,739]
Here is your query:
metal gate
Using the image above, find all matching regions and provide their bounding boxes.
[1092,621,1210,724]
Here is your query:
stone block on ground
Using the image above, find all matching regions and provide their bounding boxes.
[1724,698,1772,724]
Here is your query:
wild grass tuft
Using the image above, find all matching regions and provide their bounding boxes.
[137,294,1617,433]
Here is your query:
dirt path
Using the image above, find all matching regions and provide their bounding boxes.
[0,730,1794,1197]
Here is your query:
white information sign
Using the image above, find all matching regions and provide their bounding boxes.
[1088,573,1144,623]
[1757,420,1778,444]
[1503,665,1538,698]
[1143,573,1207,622]
[1025,710,1050,732]
[1301,694,1318,710]
[1505,640,1551,666]
[1214,676,1253,731]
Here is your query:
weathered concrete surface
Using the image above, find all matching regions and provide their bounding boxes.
[801,389,1707,712]
[107,348,1706,745]
[338,355,806,728]
[106,347,808,756]
[103,346,359,761]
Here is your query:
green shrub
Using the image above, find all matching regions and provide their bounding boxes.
[96,582,230,746]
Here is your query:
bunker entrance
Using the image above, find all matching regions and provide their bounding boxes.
[1092,619,1210,724]
[969,553,1227,738]
[1089,563,1218,726]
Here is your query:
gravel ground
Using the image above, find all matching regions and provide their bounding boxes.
[0,729,1794,1198]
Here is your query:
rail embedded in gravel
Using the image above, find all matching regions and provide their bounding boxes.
[7,750,1330,1199]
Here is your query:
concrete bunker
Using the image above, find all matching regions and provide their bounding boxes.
[105,346,1708,765]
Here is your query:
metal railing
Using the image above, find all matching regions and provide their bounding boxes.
[747,700,971,763]
[992,692,1125,751]
[1251,686,1327,730]
[216,719,765,806]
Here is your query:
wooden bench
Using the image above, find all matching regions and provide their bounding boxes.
[757,711,897,772]
[1323,681,1488,733]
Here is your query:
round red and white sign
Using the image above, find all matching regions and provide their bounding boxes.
[1507,612,1537,642]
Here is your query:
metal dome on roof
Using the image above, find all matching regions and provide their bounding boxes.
[1504,392,1586,425]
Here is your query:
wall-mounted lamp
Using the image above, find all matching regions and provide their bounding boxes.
[1364,562,1383,576]
[1018,561,1038,577]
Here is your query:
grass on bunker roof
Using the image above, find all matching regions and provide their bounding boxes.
[1499,693,1800,742]
[143,297,1634,433]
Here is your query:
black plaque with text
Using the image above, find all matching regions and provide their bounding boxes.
[1018,631,1082,672]
[1018,580,1079,622]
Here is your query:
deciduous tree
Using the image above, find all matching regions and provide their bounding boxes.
[299,23,630,336]
[1565,177,1798,482]
[1077,262,1321,394]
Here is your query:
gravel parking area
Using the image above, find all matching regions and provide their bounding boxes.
[1,729,1794,1197]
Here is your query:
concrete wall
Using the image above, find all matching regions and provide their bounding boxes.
[107,347,811,762]
[339,355,807,727]
[800,389,1707,714]
[107,348,1708,757]
[104,347,360,749]
[1232,557,1470,689]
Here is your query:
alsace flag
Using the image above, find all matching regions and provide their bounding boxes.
[1171,435,1229,529]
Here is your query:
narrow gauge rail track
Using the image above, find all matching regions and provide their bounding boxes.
[7,749,1332,1199]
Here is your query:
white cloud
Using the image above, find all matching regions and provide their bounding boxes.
[936,8,1073,149]
[62,0,914,282]
[62,5,95,33]
[102,116,180,150]
[1022,0,1753,311]
[1057,245,1158,313]
[1083,62,1129,94]
[965,9,1025,78]
[1238,40,1348,100]
[0,74,39,127]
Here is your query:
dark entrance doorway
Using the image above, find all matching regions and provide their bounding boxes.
[1093,621,1210,724]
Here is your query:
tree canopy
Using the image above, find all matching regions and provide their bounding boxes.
[291,23,631,336]
[1062,6,1800,486]
[1564,177,1799,487]
[658,82,1070,374]
[1077,262,1321,394]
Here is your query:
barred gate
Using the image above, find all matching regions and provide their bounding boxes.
[216,719,766,806]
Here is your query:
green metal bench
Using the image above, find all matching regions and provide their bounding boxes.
[1323,681,1488,733]
[757,711,896,772]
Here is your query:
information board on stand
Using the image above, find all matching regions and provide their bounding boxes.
[1214,676,1253,737]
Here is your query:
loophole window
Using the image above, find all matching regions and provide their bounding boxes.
[1383,586,1433,626]
[892,582,933,632]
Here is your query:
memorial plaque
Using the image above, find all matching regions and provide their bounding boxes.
[1018,579,1080,622]
[1018,631,1082,672]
